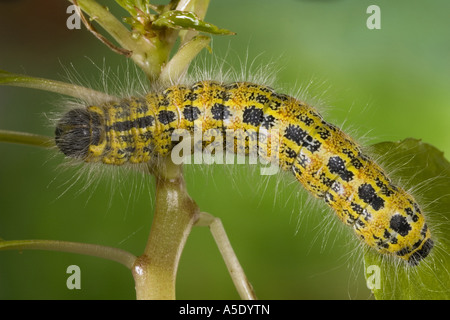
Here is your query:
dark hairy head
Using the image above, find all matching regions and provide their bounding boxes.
[55,108,102,159]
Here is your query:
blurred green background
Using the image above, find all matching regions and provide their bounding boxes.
[0,0,449,299]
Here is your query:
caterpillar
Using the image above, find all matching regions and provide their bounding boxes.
[54,80,434,266]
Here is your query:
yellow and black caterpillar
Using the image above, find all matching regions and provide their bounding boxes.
[55,80,433,265]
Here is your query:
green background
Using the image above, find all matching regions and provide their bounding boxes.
[0,0,449,299]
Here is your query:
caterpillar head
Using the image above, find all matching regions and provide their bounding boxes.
[55,106,105,161]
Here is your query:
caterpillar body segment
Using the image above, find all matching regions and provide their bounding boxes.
[54,80,433,265]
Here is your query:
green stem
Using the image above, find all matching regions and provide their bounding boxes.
[132,159,200,300]
[70,0,172,80]
[178,0,211,45]
[0,69,114,102]
[195,212,256,300]
[160,35,211,83]
[0,130,54,148]
[0,239,137,269]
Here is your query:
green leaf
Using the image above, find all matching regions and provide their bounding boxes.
[152,10,235,35]
[364,138,450,299]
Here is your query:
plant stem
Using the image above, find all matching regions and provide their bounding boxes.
[195,212,256,300]
[160,35,211,83]
[0,69,115,102]
[0,239,137,269]
[132,159,199,300]
[71,0,173,80]
[0,130,54,148]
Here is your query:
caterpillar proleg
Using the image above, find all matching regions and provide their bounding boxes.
[55,80,433,265]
